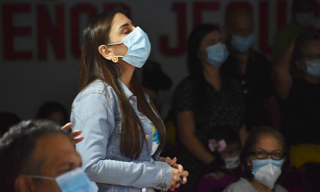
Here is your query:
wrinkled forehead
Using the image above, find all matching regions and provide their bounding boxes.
[32,133,73,168]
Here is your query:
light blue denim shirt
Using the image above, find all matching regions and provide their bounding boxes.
[71,79,172,192]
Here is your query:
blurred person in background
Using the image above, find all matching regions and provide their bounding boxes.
[141,59,173,115]
[222,6,280,131]
[196,127,242,192]
[172,24,246,192]
[224,127,288,192]
[35,101,69,126]
[272,31,320,168]
[271,0,316,62]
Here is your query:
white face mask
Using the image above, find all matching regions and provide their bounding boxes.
[223,155,240,169]
[252,159,284,189]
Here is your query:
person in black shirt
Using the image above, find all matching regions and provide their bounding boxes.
[273,31,320,168]
[172,24,246,192]
[222,7,280,131]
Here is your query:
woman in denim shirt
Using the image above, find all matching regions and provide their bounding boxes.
[71,9,188,192]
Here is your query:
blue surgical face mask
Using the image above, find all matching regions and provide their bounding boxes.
[231,34,255,53]
[252,158,284,172]
[108,26,151,68]
[204,43,229,67]
[306,59,320,78]
[29,167,97,192]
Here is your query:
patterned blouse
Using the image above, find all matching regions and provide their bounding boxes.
[171,75,245,191]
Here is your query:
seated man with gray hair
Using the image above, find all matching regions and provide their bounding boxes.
[0,120,96,192]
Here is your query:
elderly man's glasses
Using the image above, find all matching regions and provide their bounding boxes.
[250,149,283,160]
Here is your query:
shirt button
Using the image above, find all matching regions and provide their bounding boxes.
[244,90,248,94]
[141,188,146,192]
[129,100,133,104]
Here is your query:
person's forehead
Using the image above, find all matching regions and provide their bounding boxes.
[33,134,76,168]
[110,13,131,31]
[305,40,320,52]
[254,135,282,151]
[203,30,221,40]
[228,9,252,24]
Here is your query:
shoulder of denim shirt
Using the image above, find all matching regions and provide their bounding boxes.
[117,79,152,105]
[74,79,149,103]
[74,79,115,103]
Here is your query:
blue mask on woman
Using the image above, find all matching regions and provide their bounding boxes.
[306,59,320,78]
[252,158,283,171]
[204,43,229,67]
[231,34,255,53]
[108,26,151,68]
[29,167,97,192]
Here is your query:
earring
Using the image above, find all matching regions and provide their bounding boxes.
[112,55,118,63]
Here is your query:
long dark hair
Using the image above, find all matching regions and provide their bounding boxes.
[187,24,222,127]
[187,24,220,80]
[291,31,320,81]
[79,8,166,159]
[239,126,287,181]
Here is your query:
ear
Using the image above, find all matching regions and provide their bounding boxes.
[98,45,114,61]
[15,175,34,192]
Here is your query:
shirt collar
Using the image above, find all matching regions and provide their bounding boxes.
[118,79,134,99]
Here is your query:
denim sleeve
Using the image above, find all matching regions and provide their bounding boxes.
[72,92,172,191]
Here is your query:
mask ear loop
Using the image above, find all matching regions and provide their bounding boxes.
[108,42,122,46]
[107,42,125,62]
[29,175,55,181]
